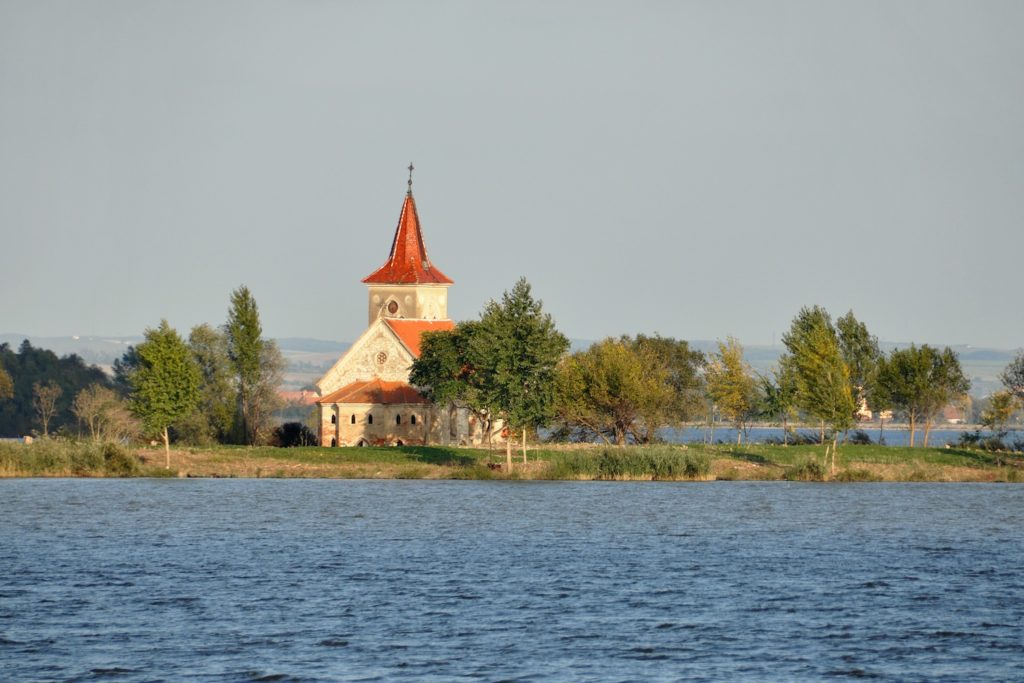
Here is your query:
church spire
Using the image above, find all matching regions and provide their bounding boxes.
[362,171,453,286]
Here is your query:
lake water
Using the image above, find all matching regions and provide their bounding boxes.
[1,480,1022,682]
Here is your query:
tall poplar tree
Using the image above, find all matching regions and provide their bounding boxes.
[130,320,201,467]
[225,286,283,445]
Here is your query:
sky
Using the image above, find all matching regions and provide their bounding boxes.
[1,1,1022,349]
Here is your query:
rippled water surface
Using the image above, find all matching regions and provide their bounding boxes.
[1,480,1022,682]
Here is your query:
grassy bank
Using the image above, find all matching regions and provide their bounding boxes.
[1,439,1021,482]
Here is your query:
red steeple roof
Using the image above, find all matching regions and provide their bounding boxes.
[362,191,453,285]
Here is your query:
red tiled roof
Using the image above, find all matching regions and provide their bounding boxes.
[362,192,453,285]
[384,319,455,358]
[318,379,429,405]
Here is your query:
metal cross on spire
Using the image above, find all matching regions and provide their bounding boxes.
[407,162,414,194]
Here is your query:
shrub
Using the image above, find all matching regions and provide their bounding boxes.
[847,430,873,446]
[103,442,141,476]
[543,447,708,480]
[273,422,318,447]
[834,468,882,482]
[786,458,826,481]
[683,452,711,479]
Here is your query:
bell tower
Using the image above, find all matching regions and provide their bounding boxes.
[362,165,453,326]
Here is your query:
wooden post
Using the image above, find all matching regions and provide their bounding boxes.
[163,426,170,470]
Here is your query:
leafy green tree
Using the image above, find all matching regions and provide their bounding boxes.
[705,337,759,445]
[875,344,969,447]
[552,335,703,446]
[554,338,670,446]
[412,322,499,448]
[1001,352,1024,403]
[836,310,882,416]
[757,366,797,444]
[631,335,706,442]
[225,286,283,444]
[780,306,855,467]
[468,278,569,469]
[183,324,236,444]
[130,320,201,467]
[112,346,140,397]
[981,390,1017,436]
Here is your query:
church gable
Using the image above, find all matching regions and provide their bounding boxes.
[316,319,415,398]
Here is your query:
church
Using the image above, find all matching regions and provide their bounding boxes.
[315,172,501,448]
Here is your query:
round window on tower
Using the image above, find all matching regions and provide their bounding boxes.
[376,351,388,365]
[387,301,399,315]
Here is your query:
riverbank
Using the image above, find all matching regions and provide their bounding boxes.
[1,440,1020,482]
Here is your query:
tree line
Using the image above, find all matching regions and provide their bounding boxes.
[412,289,1024,461]
[0,286,286,464]
[3,279,1022,459]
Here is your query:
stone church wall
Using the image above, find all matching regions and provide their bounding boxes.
[318,403,501,448]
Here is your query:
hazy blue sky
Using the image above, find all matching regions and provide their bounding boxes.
[1,1,1022,348]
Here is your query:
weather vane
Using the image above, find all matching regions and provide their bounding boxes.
[407,162,414,193]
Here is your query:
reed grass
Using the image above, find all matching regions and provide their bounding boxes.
[542,447,711,481]
[0,439,142,477]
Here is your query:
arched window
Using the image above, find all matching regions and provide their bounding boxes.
[330,414,337,424]
[396,415,402,425]
[368,414,373,425]
[411,415,417,425]
[350,414,356,425]
[330,438,336,447]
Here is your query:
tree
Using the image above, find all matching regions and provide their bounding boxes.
[1001,351,1024,403]
[630,335,706,443]
[552,335,703,446]
[247,341,286,446]
[705,337,758,445]
[184,324,236,444]
[130,320,201,468]
[0,362,12,401]
[780,306,855,468]
[411,322,499,449]
[980,391,1017,436]
[757,366,797,444]
[836,311,882,418]
[32,381,62,437]
[72,384,140,442]
[554,338,670,446]
[225,286,283,445]
[468,278,569,469]
[0,340,110,438]
[875,344,969,447]
[225,285,263,443]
